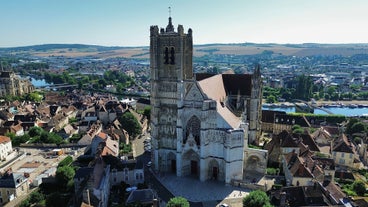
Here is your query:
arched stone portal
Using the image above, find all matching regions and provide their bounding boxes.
[243,149,268,182]
[182,149,200,177]
[245,155,262,173]
[208,159,220,181]
[167,152,176,173]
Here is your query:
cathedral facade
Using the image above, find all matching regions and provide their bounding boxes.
[150,18,265,184]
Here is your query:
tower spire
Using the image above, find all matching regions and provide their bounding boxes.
[166,6,174,32]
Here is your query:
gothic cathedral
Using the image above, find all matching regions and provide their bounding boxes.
[150,17,266,184]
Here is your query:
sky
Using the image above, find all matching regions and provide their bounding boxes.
[0,0,367,47]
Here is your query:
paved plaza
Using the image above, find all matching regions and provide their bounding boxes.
[153,172,250,207]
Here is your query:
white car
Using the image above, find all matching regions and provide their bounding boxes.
[146,161,152,167]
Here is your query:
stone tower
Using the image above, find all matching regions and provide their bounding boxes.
[150,17,193,172]
[249,64,263,144]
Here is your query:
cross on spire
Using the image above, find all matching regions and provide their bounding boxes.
[166,6,174,32]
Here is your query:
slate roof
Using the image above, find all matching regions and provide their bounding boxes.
[222,74,252,96]
[195,73,216,81]
[280,186,307,206]
[0,173,26,188]
[126,189,156,205]
[74,167,93,179]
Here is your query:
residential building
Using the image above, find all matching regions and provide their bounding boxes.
[0,171,29,205]
[0,136,12,161]
[332,134,357,168]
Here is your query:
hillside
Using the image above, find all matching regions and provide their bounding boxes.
[1,43,368,59]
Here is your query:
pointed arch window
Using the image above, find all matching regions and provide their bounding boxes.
[164,47,169,64]
[170,47,175,64]
[185,116,200,145]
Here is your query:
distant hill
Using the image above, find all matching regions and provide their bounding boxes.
[1,43,368,58]
[0,44,124,52]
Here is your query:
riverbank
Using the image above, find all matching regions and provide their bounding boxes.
[262,101,368,116]
[263,100,368,108]
[315,100,368,107]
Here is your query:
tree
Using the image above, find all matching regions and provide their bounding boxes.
[243,190,272,207]
[28,126,43,137]
[352,180,366,196]
[58,155,73,168]
[143,106,151,121]
[293,75,313,101]
[166,196,190,207]
[266,95,276,103]
[349,122,367,135]
[24,92,43,102]
[29,190,45,204]
[56,166,75,189]
[119,112,142,138]
[292,125,304,134]
[346,118,364,135]
[46,192,66,207]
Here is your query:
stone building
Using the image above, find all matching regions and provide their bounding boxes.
[0,71,34,97]
[149,17,265,184]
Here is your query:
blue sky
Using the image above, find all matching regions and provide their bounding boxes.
[0,0,367,47]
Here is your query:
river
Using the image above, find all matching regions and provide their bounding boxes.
[262,106,368,117]
[28,77,368,117]
[30,78,50,87]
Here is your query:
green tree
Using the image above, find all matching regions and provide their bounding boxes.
[166,196,190,207]
[346,118,361,135]
[8,133,30,147]
[293,75,313,101]
[46,192,66,207]
[58,155,73,168]
[242,190,272,207]
[349,122,367,134]
[56,166,75,188]
[119,112,142,138]
[29,190,45,204]
[266,95,276,103]
[19,198,30,207]
[352,180,366,196]
[292,125,304,134]
[143,106,151,120]
[28,126,43,137]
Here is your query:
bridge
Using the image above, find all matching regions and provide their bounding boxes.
[292,99,333,114]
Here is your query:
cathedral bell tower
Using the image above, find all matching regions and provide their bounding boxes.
[150,16,193,172]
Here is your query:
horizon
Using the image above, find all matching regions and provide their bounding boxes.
[1,0,368,47]
[2,42,368,49]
